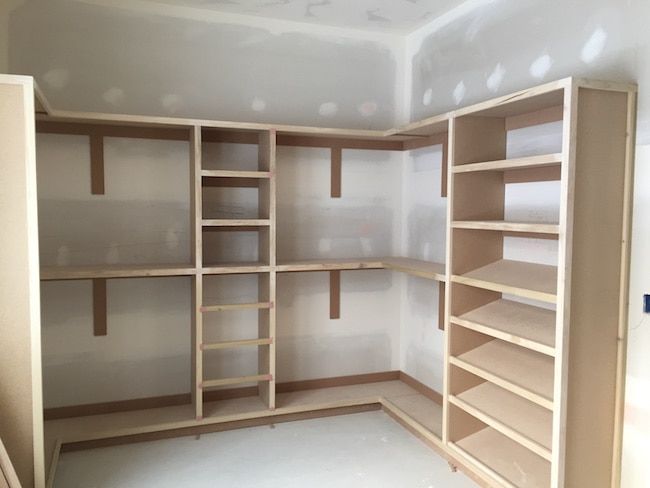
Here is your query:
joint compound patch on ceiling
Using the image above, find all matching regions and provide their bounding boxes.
[43,68,70,89]
[486,63,505,92]
[251,97,266,112]
[452,80,466,105]
[318,102,338,117]
[530,53,553,80]
[358,101,378,117]
[581,27,607,64]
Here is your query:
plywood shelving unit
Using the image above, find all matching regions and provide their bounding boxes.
[0,75,636,488]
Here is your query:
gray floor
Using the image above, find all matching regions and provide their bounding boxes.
[54,411,478,488]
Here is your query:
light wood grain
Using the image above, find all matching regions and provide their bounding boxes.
[451,382,553,460]
[450,427,551,488]
[452,259,557,303]
[201,302,272,313]
[202,338,272,350]
[202,219,270,227]
[201,169,271,179]
[452,220,559,235]
[451,340,554,409]
[41,264,197,280]
[452,299,555,356]
[452,153,562,174]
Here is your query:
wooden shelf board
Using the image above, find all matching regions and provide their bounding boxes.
[40,264,196,281]
[202,263,271,275]
[276,257,445,281]
[201,170,271,179]
[202,219,270,227]
[451,340,554,409]
[452,299,555,357]
[201,302,272,313]
[452,259,557,303]
[452,220,560,235]
[452,153,562,174]
[202,374,272,389]
[450,427,551,488]
[202,338,272,350]
[451,382,552,460]
[43,380,441,479]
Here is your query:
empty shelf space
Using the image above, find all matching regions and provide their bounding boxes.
[452,220,560,235]
[201,170,271,179]
[202,219,270,227]
[201,374,272,389]
[41,264,197,281]
[452,153,562,174]
[201,302,272,313]
[450,340,554,409]
[451,427,551,488]
[201,338,273,350]
[452,260,557,303]
[452,299,555,356]
[450,382,552,460]
[202,263,271,275]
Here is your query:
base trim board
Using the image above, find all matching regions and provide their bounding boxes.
[398,372,443,405]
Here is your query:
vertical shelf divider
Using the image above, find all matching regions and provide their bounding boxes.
[190,125,203,420]
[258,129,277,409]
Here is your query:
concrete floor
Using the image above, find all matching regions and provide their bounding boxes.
[54,411,478,488]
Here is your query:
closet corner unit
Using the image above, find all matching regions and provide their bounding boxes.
[444,78,636,488]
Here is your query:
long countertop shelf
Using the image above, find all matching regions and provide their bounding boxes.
[41,257,445,281]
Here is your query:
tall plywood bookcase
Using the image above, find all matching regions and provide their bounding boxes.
[0,74,636,488]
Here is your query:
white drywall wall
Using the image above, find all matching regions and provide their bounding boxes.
[7,0,402,129]
[405,1,650,485]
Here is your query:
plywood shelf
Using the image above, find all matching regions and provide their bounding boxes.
[450,427,551,488]
[201,170,271,179]
[452,220,560,235]
[276,257,445,281]
[40,264,197,281]
[201,338,272,350]
[451,299,555,357]
[202,219,270,227]
[452,153,562,174]
[202,263,271,275]
[452,259,557,303]
[201,302,272,313]
[450,382,553,461]
[202,374,272,389]
[450,340,554,409]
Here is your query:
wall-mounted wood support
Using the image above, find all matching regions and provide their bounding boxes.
[331,146,342,198]
[438,281,445,331]
[330,270,340,319]
[89,132,105,195]
[441,140,448,198]
[92,279,107,336]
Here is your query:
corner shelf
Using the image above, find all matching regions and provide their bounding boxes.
[450,339,554,410]
[450,381,553,460]
[450,427,550,488]
[451,299,555,357]
[451,259,557,303]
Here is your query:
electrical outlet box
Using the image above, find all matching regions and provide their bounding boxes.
[645,294,650,314]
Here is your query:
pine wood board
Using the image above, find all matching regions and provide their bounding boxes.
[452,221,559,235]
[452,259,557,303]
[451,427,551,488]
[451,340,554,409]
[452,153,562,174]
[201,170,271,179]
[452,299,555,356]
[451,382,553,459]
[40,264,196,281]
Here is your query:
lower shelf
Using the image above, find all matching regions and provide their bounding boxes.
[450,427,551,488]
[44,379,442,481]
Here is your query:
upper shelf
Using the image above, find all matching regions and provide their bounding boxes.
[452,153,562,174]
[40,264,196,281]
[452,220,560,235]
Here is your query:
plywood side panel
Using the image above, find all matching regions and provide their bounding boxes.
[0,79,45,487]
[564,88,630,488]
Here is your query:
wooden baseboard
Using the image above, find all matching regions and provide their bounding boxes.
[44,371,403,420]
[60,404,381,453]
[398,372,443,405]
[44,371,438,420]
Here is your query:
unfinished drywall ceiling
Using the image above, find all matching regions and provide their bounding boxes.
[8,0,400,128]
[149,0,464,34]
[406,1,650,486]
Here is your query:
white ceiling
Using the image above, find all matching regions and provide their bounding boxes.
[163,0,464,33]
